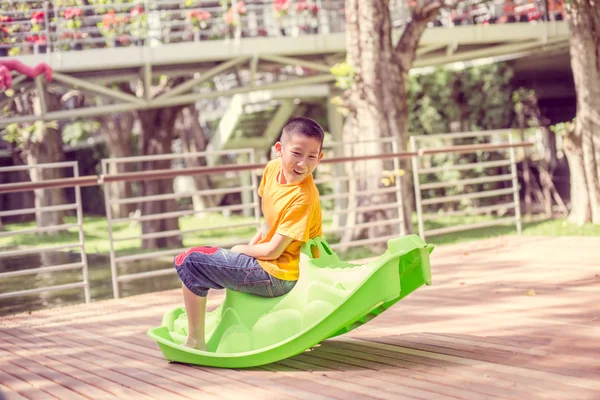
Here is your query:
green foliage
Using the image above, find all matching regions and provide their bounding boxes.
[408,62,514,136]
[330,60,355,90]
[407,62,517,212]
[3,121,59,146]
[512,87,543,128]
[62,120,101,146]
[550,118,576,137]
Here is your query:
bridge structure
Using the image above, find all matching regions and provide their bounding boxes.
[1,0,570,155]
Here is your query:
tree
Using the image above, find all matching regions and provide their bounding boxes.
[177,105,219,211]
[100,111,136,219]
[565,1,600,224]
[341,0,445,238]
[3,90,67,229]
[107,77,188,250]
[137,105,185,249]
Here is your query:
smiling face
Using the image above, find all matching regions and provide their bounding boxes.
[274,133,323,185]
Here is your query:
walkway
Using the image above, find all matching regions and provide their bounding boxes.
[1,236,598,399]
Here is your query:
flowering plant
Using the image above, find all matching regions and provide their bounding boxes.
[273,0,290,19]
[224,1,246,26]
[30,11,45,25]
[63,7,83,29]
[26,34,47,45]
[97,9,129,40]
[29,10,45,36]
[187,9,211,30]
[296,1,318,16]
[128,5,147,40]
[0,16,14,44]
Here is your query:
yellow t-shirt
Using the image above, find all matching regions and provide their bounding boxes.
[256,159,322,281]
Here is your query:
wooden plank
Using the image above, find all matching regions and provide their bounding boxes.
[307,345,514,400]
[261,360,380,400]
[64,323,369,400]
[0,355,84,400]
[418,332,549,356]
[0,331,163,400]
[0,369,58,400]
[323,339,591,399]
[2,327,237,400]
[0,331,146,400]
[320,341,534,399]
[94,316,379,400]
[277,357,411,400]
[409,332,600,376]
[290,353,460,400]
[356,337,600,394]
[376,334,600,384]
[11,324,302,400]
[0,335,117,399]
[0,343,119,400]
[0,382,29,400]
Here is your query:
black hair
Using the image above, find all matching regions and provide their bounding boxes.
[281,117,325,147]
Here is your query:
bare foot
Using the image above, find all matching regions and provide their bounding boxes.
[184,336,206,351]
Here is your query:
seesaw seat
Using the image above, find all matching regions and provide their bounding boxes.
[147,234,433,368]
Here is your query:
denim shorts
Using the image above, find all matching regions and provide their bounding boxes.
[174,246,297,298]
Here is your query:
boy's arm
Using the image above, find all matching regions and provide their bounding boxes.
[248,230,262,246]
[232,233,293,261]
[248,223,267,245]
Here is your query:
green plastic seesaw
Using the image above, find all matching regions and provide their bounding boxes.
[147,234,433,368]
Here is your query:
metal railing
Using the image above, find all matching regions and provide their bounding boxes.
[0,135,532,301]
[0,161,90,303]
[100,138,410,298]
[101,148,260,298]
[410,129,522,239]
[0,0,554,58]
[319,137,407,247]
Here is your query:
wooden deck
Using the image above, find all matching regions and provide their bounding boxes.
[1,236,599,400]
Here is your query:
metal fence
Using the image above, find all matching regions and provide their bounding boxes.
[410,130,522,240]
[319,137,407,249]
[0,133,530,303]
[0,161,90,303]
[0,0,554,58]
[100,139,409,298]
[101,148,260,299]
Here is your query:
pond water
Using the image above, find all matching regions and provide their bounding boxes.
[0,251,179,317]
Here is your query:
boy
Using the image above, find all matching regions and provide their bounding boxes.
[174,117,324,350]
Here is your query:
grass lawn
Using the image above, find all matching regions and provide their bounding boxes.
[1,213,598,259]
[423,215,600,246]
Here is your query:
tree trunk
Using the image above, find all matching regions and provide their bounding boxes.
[566,1,600,224]
[177,106,218,211]
[137,106,184,249]
[18,91,66,229]
[343,0,442,239]
[101,112,136,218]
[517,116,533,215]
[564,126,591,224]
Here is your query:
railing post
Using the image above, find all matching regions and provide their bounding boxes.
[509,131,523,235]
[410,136,425,239]
[43,1,52,58]
[249,150,262,230]
[74,162,90,303]
[240,152,253,217]
[101,159,121,299]
[392,139,406,236]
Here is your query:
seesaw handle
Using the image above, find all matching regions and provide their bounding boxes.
[301,236,341,264]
